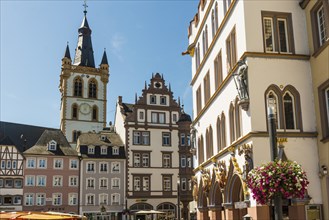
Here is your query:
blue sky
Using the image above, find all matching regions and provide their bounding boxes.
[1,0,198,128]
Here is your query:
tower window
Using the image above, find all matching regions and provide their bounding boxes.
[92,106,98,121]
[72,104,78,119]
[73,130,81,142]
[74,77,83,97]
[88,79,97,98]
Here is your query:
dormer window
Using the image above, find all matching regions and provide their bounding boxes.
[113,147,119,155]
[88,145,95,154]
[100,135,106,141]
[150,95,157,104]
[101,146,108,155]
[48,140,57,151]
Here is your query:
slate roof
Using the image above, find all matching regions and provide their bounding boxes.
[25,130,77,156]
[0,121,57,153]
[77,131,125,159]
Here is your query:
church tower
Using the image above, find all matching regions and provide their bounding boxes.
[59,4,109,148]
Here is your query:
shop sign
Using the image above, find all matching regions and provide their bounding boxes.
[234,201,247,209]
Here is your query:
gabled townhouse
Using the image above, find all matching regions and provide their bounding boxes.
[0,136,24,211]
[0,121,56,212]
[23,130,79,214]
[300,0,329,219]
[115,73,193,220]
[76,128,126,219]
[184,0,322,219]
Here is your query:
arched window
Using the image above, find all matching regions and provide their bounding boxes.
[211,10,215,38]
[216,117,221,151]
[235,98,241,138]
[229,103,235,143]
[198,136,204,164]
[74,77,83,97]
[283,92,296,129]
[221,113,226,148]
[88,79,97,98]
[92,106,98,121]
[215,2,219,30]
[266,90,280,128]
[72,104,78,119]
[72,130,81,142]
[265,85,301,131]
[202,31,206,57]
[205,25,209,51]
[206,127,213,159]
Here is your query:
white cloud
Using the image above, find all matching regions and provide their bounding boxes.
[110,33,125,62]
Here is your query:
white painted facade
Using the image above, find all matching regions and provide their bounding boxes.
[187,0,322,219]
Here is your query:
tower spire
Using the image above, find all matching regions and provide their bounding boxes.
[73,0,95,68]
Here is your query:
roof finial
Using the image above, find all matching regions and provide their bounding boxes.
[83,0,88,15]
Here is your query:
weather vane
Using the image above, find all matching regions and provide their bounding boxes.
[83,0,88,15]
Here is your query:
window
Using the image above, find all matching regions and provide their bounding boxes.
[162,132,171,146]
[112,178,120,189]
[0,179,3,187]
[6,160,11,169]
[150,95,157,104]
[196,85,202,115]
[47,140,56,151]
[86,194,95,205]
[112,147,119,155]
[151,112,165,124]
[72,104,78,119]
[100,162,108,172]
[87,178,95,188]
[69,193,78,205]
[134,177,141,191]
[5,179,13,188]
[203,72,211,104]
[319,80,329,141]
[25,176,35,186]
[86,162,95,172]
[92,106,98,121]
[211,10,215,38]
[88,79,97,98]
[1,161,5,169]
[112,162,120,173]
[37,176,46,186]
[54,159,63,169]
[198,136,205,164]
[262,11,294,53]
[173,113,177,122]
[214,51,223,90]
[226,27,236,72]
[181,155,186,168]
[36,194,46,206]
[195,43,201,70]
[181,178,187,191]
[72,130,81,142]
[180,133,186,146]
[133,152,150,167]
[139,111,144,120]
[99,178,108,189]
[163,153,171,168]
[38,159,47,168]
[70,159,78,169]
[53,193,62,206]
[163,176,171,191]
[160,96,167,105]
[133,131,150,145]
[187,134,191,146]
[187,156,192,167]
[69,176,78,186]
[143,177,149,191]
[215,2,219,31]
[14,179,22,188]
[88,145,95,154]
[202,26,208,56]
[13,196,22,205]
[25,194,34,206]
[265,85,301,131]
[12,161,16,169]
[101,146,108,155]
[53,176,63,187]
[74,77,83,97]
[99,194,108,205]
[206,126,214,159]
[26,158,35,168]
[111,193,120,205]
[229,103,236,143]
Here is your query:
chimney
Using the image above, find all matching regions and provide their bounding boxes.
[118,96,122,105]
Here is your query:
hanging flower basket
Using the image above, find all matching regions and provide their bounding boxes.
[247,160,309,205]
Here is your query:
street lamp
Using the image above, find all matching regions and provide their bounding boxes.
[177,178,181,220]
[267,97,283,220]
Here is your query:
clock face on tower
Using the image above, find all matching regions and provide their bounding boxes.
[80,103,91,115]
